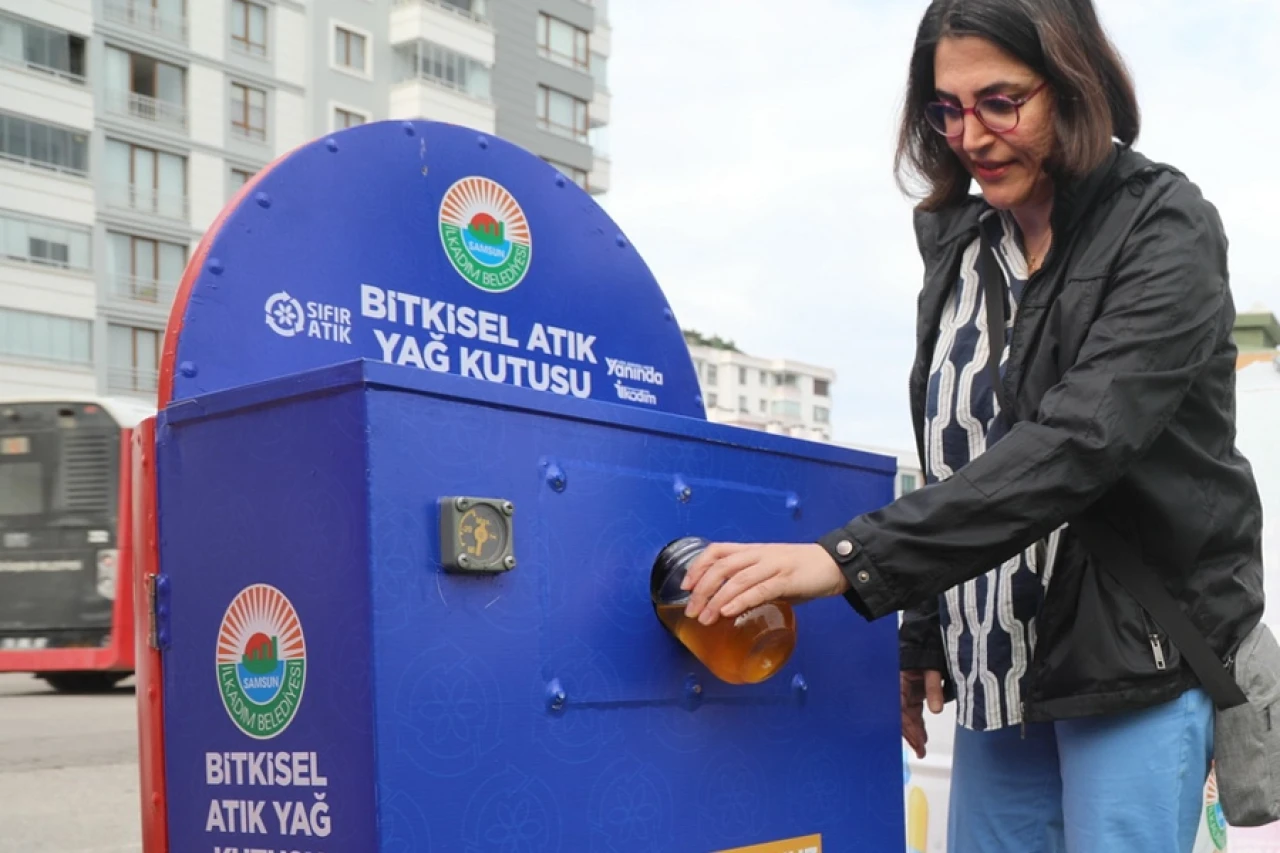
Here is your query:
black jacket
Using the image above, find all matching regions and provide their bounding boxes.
[817,144,1266,722]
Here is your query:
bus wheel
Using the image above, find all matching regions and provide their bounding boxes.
[41,672,128,694]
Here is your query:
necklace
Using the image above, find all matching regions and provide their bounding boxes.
[1026,234,1052,273]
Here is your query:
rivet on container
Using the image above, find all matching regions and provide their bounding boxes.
[682,673,704,712]
[179,361,197,378]
[477,135,490,149]
[325,138,339,152]
[785,493,801,516]
[254,191,271,209]
[401,122,416,135]
[791,673,809,706]
[673,476,692,503]
[543,460,566,493]
[545,678,567,714]
[207,258,224,276]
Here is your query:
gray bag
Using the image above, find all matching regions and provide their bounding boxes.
[976,233,1280,826]
[1213,619,1280,825]
[1070,515,1280,827]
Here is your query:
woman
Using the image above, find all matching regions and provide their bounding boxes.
[681,0,1266,851]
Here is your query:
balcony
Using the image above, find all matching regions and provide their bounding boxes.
[104,89,188,133]
[592,17,612,57]
[107,365,158,397]
[390,0,495,65]
[103,183,189,222]
[102,0,188,44]
[588,155,610,195]
[108,274,178,309]
[388,80,496,134]
[590,86,610,127]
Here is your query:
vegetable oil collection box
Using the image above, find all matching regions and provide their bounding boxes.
[145,120,905,853]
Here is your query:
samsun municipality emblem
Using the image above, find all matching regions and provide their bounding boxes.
[439,176,532,293]
[216,583,306,739]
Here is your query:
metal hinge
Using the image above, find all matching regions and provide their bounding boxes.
[145,573,171,651]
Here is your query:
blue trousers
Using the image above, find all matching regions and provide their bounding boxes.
[947,687,1214,853]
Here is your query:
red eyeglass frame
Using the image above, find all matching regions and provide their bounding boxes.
[926,81,1049,138]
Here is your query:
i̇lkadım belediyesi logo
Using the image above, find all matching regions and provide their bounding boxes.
[439,176,532,293]
[216,584,306,739]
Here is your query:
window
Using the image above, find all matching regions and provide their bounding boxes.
[537,14,588,69]
[759,399,767,413]
[106,232,186,303]
[705,364,718,385]
[0,112,89,175]
[759,370,767,384]
[0,12,87,82]
[333,25,367,74]
[771,400,801,418]
[0,307,91,365]
[738,395,748,413]
[230,167,254,190]
[898,473,919,496]
[334,107,366,129]
[706,393,718,409]
[0,212,91,270]
[394,41,491,100]
[590,51,608,90]
[231,0,268,57]
[109,325,161,393]
[536,85,588,142]
[104,46,187,129]
[102,0,186,42]
[813,405,830,424]
[813,378,830,397]
[738,367,748,385]
[104,139,187,219]
[775,372,798,387]
[438,0,484,17]
[230,82,267,141]
[543,158,588,191]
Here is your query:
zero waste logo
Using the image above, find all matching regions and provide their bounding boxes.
[439,177,532,293]
[216,584,306,739]
[264,291,305,337]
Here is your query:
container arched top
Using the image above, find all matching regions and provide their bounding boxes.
[159,120,704,419]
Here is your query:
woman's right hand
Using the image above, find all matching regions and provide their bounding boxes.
[901,669,945,760]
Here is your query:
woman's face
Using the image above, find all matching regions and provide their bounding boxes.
[933,35,1055,212]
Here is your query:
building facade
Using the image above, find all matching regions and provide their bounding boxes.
[0,0,611,402]
[1234,304,1280,369]
[685,337,836,444]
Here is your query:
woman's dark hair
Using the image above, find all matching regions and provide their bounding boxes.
[895,0,1140,210]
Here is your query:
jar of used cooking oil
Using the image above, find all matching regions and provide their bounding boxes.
[650,536,797,685]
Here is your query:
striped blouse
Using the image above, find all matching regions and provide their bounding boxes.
[923,208,1063,732]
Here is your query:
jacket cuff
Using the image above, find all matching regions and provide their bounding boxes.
[816,524,899,621]
[899,647,948,672]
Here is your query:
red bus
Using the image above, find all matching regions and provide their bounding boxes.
[0,395,154,692]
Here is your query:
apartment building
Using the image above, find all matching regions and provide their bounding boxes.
[686,335,837,444]
[0,0,612,401]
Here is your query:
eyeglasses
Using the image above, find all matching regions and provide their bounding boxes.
[924,81,1048,138]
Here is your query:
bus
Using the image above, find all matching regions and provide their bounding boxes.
[0,395,154,693]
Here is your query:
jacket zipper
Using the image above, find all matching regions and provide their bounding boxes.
[1140,609,1167,671]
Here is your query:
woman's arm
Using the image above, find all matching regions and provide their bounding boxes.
[825,178,1230,621]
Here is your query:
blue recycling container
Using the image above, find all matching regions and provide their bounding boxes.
[144,120,905,853]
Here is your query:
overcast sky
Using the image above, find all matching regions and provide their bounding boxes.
[597,0,1280,451]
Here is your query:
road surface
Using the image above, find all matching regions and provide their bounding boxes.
[0,672,142,853]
